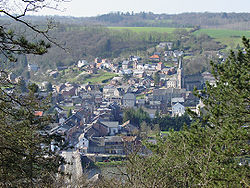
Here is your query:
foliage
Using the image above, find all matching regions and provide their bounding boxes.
[0,74,65,187]
[46,82,53,92]
[0,1,67,187]
[153,113,192,131]
[123,108,151,128]
[67,109,72,118]
[153,71,160,86]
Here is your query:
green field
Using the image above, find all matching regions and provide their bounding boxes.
[109,27,250,49]
[108,27,189,33]
[83,71,118,84]
[194,29,250,39]
[194,29,250,49]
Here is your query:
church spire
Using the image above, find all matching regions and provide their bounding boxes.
[177,57,183,89]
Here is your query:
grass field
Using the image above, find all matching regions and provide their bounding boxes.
[83,71,118,84]
[109,27,250,49]
[108,27,189,33]
[194,29,250,49]
[194,29,250,39]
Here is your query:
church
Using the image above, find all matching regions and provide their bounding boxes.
[166,57,204,91]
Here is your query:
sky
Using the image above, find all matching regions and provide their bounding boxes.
[34,0,250,17]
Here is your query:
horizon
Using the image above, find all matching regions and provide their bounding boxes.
[29,0,250,17]
[28,11,250,18]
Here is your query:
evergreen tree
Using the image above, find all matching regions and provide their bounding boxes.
[0,1,67,186]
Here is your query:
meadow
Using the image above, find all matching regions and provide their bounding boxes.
[109,27,250,49]
[194,29,250,49]
[83,71,118,84]
[108,27,185,33]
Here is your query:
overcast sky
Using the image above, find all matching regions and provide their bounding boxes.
[35,0,250,17]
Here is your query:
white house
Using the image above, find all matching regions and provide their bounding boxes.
[172,102,185,117]
[77,60,88,68]
[76,133,89,153]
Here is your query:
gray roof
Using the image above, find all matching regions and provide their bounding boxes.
[104,136,123,143]
[100,121,119,128]
[123,93,135,100]
[171,97,184,103]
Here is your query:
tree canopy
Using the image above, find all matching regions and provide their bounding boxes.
[0,1,68,187]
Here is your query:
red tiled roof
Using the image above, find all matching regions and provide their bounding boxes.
[150,54,160,59]
[35,111,43,116]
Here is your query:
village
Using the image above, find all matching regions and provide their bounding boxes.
[7,41,217,170]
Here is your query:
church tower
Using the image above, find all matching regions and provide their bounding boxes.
[177,57,184,89]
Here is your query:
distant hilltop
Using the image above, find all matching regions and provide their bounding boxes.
[2,12,249,30]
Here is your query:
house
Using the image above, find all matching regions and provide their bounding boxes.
[28,63,39,72]
[123,93,136,108]
[149,54,160,62]
[156,62,164,71]
[171,97,185,106]
[136,63,144,70]
[157,42,167,49]
[119,69,133,75]
[133,70,146,78]
[122,61,131,70]
[85,120,109,138]
[88,136,123,154]
[49,70,59,78]
[49,104,64,114]
[120,120,139,135]
[57,66,68,71]
[130,55,141,62]
[172,102,185,116]
[166,76,178,88]
[77,60,88,68]
[61,86,77,97]
[103,85,116,98]
[76,133,89,153]
[110,76,123,85]
[202,71,216,86]
[96,62,103,69]
[100,121,119,136]
[55,83,66,93]
[8,72,17,82]
[88,136,137,155]
[166,42,173,50]
[95,57,102,63]
[152,88,186,104]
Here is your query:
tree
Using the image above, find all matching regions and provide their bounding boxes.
[153,71,160,86]
[28,83,39,93]
[123,108,151,128]
[0,1,68,187]
[46,82,53,92]
[121,37,250,187]
[67,109,72,118]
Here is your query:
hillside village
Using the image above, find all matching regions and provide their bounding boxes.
[5,41,217,173]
